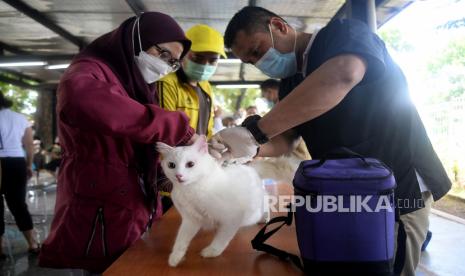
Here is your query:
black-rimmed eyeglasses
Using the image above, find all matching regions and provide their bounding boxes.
[153,45,181,71]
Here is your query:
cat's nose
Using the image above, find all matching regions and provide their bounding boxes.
[175,174,183,181]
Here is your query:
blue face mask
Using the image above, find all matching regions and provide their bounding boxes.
[183,59,217,81]
[255,24,297,79]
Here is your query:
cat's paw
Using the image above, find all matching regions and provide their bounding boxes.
[168,251,185,267]
[200,245,223,258]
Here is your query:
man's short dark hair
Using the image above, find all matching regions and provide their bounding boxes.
[0,91,13,109]
[260,79,280,90]
[224,6,285,49]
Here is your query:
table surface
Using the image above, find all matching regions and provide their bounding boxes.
[104,183,303,276]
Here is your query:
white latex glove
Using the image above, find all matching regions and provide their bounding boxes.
[210,127,259,162]
[208,139,228,160]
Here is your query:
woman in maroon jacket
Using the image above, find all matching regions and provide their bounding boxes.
[39,12,197,273]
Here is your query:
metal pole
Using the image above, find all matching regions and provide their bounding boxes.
[366,0,377,32]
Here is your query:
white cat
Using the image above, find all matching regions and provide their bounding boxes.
[157,136,268,267]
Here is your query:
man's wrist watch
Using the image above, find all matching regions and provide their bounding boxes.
[242,115,269,145]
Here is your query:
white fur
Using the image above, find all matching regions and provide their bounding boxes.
[249,156,302,183]
[157,137,268,267]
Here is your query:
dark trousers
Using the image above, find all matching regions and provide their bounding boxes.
[0,157,33,235]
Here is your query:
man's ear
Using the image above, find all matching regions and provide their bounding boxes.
[270,17,288,34]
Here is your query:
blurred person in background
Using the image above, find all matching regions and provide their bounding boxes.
[233,107,246,124]
[245,105,258,117]
[0,91,40,258]
[260,78,280,106]
[32,138,46,173]
[43,137,62,176]
[213,105,225,134]
[222,116,237,128]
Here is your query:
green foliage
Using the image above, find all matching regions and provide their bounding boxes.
[0,81,38,117]
[212,86,261,115]
[427,38,465,73]
[378,28,414,52]
[426,38,465,101]
[380,25,465,102]
[437,18,465,30]
[242,88,261,109]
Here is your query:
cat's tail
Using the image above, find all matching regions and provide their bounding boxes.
[248,156,302,183]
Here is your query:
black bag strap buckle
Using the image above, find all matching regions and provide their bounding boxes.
[251,204,303,270]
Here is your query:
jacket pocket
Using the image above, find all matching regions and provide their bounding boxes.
[72,161,134,201]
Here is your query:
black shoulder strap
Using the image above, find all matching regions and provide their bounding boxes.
[251,208,303,270]
[394,215,406,275]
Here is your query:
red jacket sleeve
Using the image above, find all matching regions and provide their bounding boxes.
[58,61,194,146]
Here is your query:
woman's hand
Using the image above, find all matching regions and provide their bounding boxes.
[185,133,200,145]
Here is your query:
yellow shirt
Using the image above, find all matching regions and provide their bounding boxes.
[157,72,214,138]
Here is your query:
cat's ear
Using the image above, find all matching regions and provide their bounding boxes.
[156,142,173,155]
[193,135,208,154]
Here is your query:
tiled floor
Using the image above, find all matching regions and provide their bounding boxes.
[416,212,465,276]
[1,183,70,276]
[1,184,464,275]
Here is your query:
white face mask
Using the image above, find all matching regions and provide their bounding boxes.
[132,17,173,83]
[134,52,173,83]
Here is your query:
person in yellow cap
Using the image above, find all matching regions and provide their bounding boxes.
[157,24,226,139]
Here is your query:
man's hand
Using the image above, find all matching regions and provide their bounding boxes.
[210,127,259,162]
[208,139,228,160]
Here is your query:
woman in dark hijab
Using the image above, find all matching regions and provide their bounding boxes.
[39,12,197,273]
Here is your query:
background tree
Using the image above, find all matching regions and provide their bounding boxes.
[426,37,465,101]
[212,87,261,115]
[0,81,38,118]
[378,28,414,52]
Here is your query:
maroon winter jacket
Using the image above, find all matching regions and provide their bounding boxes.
[38,58,194,272]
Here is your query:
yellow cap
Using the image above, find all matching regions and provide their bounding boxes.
[185,24,227,58]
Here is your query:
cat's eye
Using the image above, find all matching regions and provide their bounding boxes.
[186,161,195,168]
[168,162,176,169]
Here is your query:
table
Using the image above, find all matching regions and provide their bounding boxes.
[104,183,303,276]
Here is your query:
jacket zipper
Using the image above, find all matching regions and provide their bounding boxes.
[85,207,107,257]
[99,207,107,257]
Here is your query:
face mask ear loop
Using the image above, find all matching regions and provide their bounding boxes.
[137,16,143,53]
[131,17,138,56]
[292,26,297,53]
[268,24,275,49]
